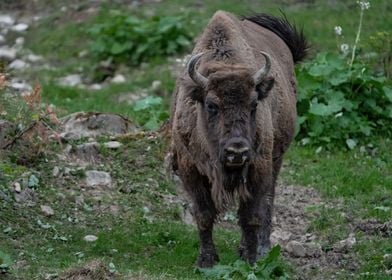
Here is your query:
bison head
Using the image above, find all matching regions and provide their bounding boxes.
[187,52,274,177]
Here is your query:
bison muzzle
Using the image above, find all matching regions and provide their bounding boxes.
[168,10,308,267]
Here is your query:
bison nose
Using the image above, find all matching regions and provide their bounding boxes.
[223,139,250,167]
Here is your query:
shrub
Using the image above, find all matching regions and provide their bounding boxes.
[89,12,191,66]
[130,96,169,130]
[296,52,392,149]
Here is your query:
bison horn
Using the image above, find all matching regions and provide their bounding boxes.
[253,51,271,85]
[187,53,208,88]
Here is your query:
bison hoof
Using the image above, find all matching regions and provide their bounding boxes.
[197,251,220,268]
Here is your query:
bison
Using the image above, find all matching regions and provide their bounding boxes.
[168,11,308,267]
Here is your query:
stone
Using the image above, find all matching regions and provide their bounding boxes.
[10,80,32,92]
[58,74,82,87]
[286,240,306,257]
[0,47,17,61]
[71,142,100,163]
[14,188,36,205]
[9,59,29,70]
[40,205,54,216]
[15,37,25,46]
[303,242,322,257]
[25,53,43,63]
[103,141,122,149]
[271,228,292,245]
[11,23,29,32]
[89,83,103,90]
[60,112,138,140]
[52,166,60,177]
[0,15,15,26]
[83,235,98,242]
[111,74,125,84]
[13,182,21,193]
[334,233,356,252]
[151,80,162,92]
[0,34,5,44]
[85,170,112,187]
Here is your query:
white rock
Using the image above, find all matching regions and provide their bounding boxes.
[58,74,82,87]
[52,166,60,177]
[271,229,292,245]
[286,240,306,257]
[9,59,29,70]
[85,170,112,187]
[0,47,17,60]
[11,23,29,32]
[40,205,54,216]
[83,235,98,242]
[104,141,122,149]
[151,80,162,92]
[334,233,356,252]
[111,74,125,84]
[15,37,25,46]
[13,182,21,193]
[89,83,103,90]
[0,15,15,26]
[10,81,32,92]
[25,54,43,63]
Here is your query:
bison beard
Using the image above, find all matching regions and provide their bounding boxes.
[211,161,251,211]
[169,10,308,268]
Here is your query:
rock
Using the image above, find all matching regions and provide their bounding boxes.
[40,205,54,216]
[85,170,112,187]
[303,242,322,257]
[0,34,5,44]
[334,233,356,252]
[58,74,82,87]
[52,166,60,177]
[386,269,392,275]
[14,188,36,205]
[111,74,125,84]
[11,23,29,32]
[10,80,32,92]
[271,228,292,245]
[151,80,162,92]
[103,141,122,149]
[60,112,138,141]
[13,182,21,193]
[15,37,25,46]
[89,83,103,90]
[0,46,17,61]
[25,53,43,63]
[9,59,29,70]
[70,142,100,163]
[286,240,306,257]
[0,15,15,26]
[83,235,98,242]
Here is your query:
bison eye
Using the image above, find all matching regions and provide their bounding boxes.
[206,102,219,116]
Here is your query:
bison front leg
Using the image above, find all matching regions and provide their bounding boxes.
[238,165,274,263]
[180,167,219,268]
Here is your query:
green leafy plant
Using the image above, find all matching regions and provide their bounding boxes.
[89,12,191,66]
[296,52,392,149]
[196,245,287,280]
[130,96,169,130]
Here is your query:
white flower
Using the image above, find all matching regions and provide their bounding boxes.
[334,26,342,36]
[357,1,370,10]
[340,43,350,54]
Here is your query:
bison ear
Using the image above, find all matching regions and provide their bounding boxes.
[255,77,274,100]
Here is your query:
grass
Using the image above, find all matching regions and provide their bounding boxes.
[1,0,391,279]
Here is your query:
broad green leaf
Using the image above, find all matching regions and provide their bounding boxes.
[133,96,162,111]
[383,86,392,102]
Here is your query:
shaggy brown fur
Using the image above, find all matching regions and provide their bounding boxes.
[168,11,308,267]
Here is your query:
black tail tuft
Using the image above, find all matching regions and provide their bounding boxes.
[243,13,309,63]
